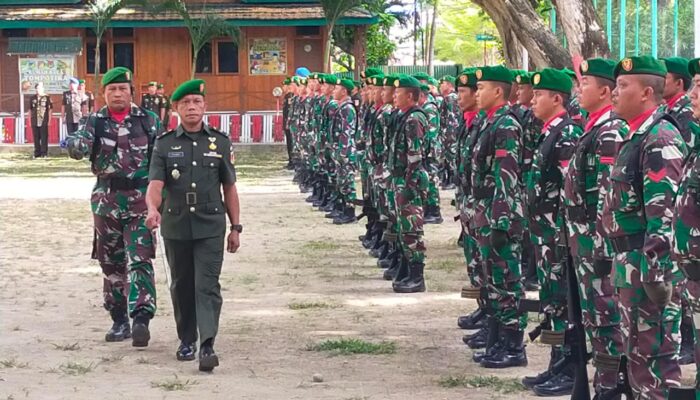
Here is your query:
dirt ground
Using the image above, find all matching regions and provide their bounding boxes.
[0,149,693,400]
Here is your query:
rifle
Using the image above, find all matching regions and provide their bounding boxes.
[352,198,378,222]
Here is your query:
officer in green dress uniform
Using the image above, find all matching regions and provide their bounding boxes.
[146,79,241,372]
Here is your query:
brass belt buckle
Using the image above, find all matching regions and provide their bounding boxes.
[186,192,197,205]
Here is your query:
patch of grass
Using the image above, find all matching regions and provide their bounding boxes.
[234,148,288,182]
[0,358,29,369]
[58,361,95,376]
[238,274,259,285]
[151,375,199,391]
[0,153,92,178]
[99,354,124,363]
[301,240,341,252]
[429,259,461,273]
[288,301,338,310]
[51,342,80,351]
[307,339,396,355]
[438,375,526,393]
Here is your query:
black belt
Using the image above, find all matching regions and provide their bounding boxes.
[97,177,148,191]
[610,232,645,253]
[472,187,494,200]
[566,206,596,223]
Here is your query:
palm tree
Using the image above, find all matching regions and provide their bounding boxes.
[86,0,128,96]
[320,0,362,73]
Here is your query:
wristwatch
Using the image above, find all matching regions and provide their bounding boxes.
[231,224,243,233]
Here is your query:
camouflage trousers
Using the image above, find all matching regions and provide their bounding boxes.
[534,241,568,331]
[357,151,369,201]
[371,166,389,222]
[336,160,357,203]
[443,139,457,173]
[476,226,526,330]
[683,279,700,386]
[393,175,427,264]
[616,251,681,400]
[93,212,156,317]
[424,157,441,207]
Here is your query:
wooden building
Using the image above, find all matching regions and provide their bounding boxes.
[0,0,376,114]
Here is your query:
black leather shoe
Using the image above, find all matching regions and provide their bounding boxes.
[457,308,486,329]
[199,344,219,372]
[176,342,197,361]
[105,308,131,342]
[532,373,574,397]
[480,329,528,368]
[131,312,151,347]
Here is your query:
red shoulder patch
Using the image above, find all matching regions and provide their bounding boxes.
[495,149,508,158]
[647,168,667,183]
[600,156,615,165]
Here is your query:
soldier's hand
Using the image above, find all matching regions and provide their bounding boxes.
[227,231,240,253]
[145,210,161,230]
[642,281,673,308]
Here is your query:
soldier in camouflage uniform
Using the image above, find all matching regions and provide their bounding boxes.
[660,57,697,366]
[524,68,583,396]
[466,66,527,368]
[674,58,700,388]
[387,75,429,293]
[439,76,462,191]
[282,77,295,169]
[601,56,687,400]
[66,67,161,347]
[419,83,444,224]
[317,77,341,213]
[562,58,626,395]
[141,81,161,117]
[561,68,587,126]
[328,78,358,224]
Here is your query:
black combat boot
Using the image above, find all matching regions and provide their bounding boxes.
[385,253,407,281]
[457,229,465,248]
[131,310,152,347]
[679,318,695,365]
[199,338,219,372]
[471,317,501,361]
[532,366,575,397]
[378,243,397,269]
[321,194,338,212]
[313,184,328,207]
[423,205,444,224]
[442,170,456,190]
[464,326,488,349]
[105,308,131,342]
[324,200,343,218]
[392,262,426,293]
[333,206,356,224]
[176,341,197,361]
[305,180,321,203]
[480,328,528,368]
[457,308,486,330]
[522,347,561,388]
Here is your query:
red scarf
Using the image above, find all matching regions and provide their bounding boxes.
[109,108,129,124]
[584,104,612,132]
[541,110,567,133]
[627,107,657,133]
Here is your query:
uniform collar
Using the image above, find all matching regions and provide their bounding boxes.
[626,106,658,136]
[175,123,212,138]
[584,104,613,132]
[541,109,568,133]
[485,102,508,120]
[96,103,143,119]
[666,92,687,110]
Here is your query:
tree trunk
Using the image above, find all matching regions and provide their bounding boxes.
[427,0,438,76]
[553,0,610,59]
[323,21,336,73]
[472,0,572,69]
[353,25,367,80]
[191,50,197,79]
[94,34,102,103]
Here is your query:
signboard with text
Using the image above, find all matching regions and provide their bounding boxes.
[19,56,75,94]
[249,38,287,76]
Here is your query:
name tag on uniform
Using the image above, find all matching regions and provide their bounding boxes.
[204,151,222,158]
[168,151,184,158]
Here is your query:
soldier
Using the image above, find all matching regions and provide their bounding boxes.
[141,81,160,116]
[454,69,489,339]
[28,82,52,158]
[316,76,341,212]
[601,56,687,400]
[562,58,626,396]
[62,77,83,134]
[157,83,172,130]
[674,57,700,389]
[387,75,429,293]
[146,79,240,372]
[65,67,161,347]
[467,66,527,368]
[328,78,358,224]
[524,68,582,396]
[419,83,443,224]
[562,68,587,125]
[78,79,95,115]
[282,77,295,170]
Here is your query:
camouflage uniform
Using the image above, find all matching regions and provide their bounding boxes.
[527,112,582,332]
[661,94,697,149]
[371,103,394,223]
[422,98,442,208]
[440,92,461,174]
[330,98,357,203]
[66,104,161,317]
[600,107,687,400]
[471,105,526,330]
[563,106,626,391]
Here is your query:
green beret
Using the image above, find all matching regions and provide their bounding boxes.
[383,74,399,87]
[101,67,132,87]
[148,81,157,87]
[419,83,430,92]
[515,72,533,85]
[157,83,164,89]
[511,69,527,83]
[614,56,667,78]
[456,68,478,88]
[171,79,206,102]
[579,58,616,82]
[283,77,291,85]
[532,68,573,94]
[412,72,431,82]
[368,74,385,86]
[361,67,383,79]
[560,68,577,80]
[476,66,513,84]
[337,78,355,92]
[394,74,421,89]
[689,58,700,77]
[440,75,456,85]
[78,79,86,84]
[428,77,439,86]
[308,72,320,80]
[663,57,691,79]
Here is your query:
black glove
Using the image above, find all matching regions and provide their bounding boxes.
[592,259,612,277]
[642,282,672,308]
[490,229,508,249]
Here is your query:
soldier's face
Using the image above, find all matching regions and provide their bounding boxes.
[663,73,683,99]
[103,83,132,112]
[332,85,347,101]
[689,75,700,119]
[382,87,394,104]
[78,83,85,92]
[394,88,414,109]
[148,86,157,95]
[323,84,334,96]
[517,84,533,106]
[458,87,477,111]
[579,76,608,112]
[176,94,206,125]
[476,81,499,111]
[531,89,558,120]
[612,75,646,121]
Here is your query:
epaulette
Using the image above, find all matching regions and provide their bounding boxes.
[207,124,230,138]
[158,129,176,139]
